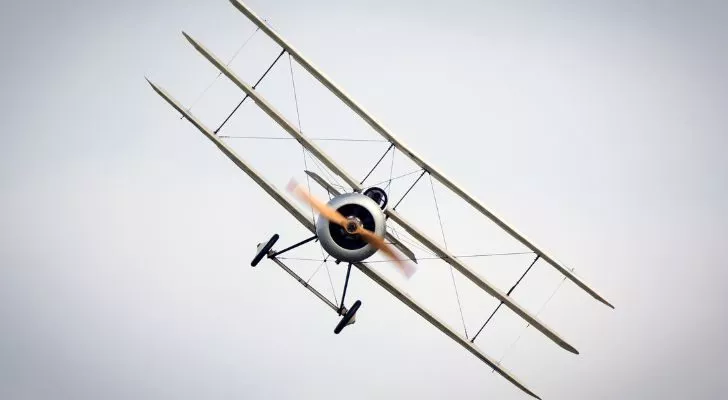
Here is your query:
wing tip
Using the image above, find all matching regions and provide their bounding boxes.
[563,341,579,355]
[144,77,162,95]
[228,0,245,11]
[503,370,542,400]
[525,387,543,400]
[181,30,196,47]
[594,293,615,309]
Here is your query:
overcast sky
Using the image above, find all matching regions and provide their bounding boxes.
[1,0,727,399]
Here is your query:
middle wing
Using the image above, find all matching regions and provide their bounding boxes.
[146,78,541,400]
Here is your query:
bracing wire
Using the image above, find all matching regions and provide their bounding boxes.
[324,262,338,305]
[360,143,395,185]
[492,276,568,372]
[384,147,396,195]
[470,255,540,343]
[286,53,352,195]
[310,154,348,192]
[278,257,326,262]
[429,174,448,249]
[386,226,438,257]
[306,260,327,284]
[288,53,333,268]
[287,54,338,303]
[287,54,316,228]
[429,173,468,338]
[219,136,387,142]
[278,251,534,263]
[186,27,259,112]
[368,168,423,188]
[227,27,261,66]
[215,49,286,133]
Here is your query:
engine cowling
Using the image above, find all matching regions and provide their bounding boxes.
[315,192,386,263]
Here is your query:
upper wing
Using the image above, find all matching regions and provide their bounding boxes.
[147,78,541,400]
[228,0,612,310]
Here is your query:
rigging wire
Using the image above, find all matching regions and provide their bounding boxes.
[324,262,338,305]
[384,146,397,195]
[219,136,387,142]
[278,251,533,263]
[471,255,540,343]
[281,58,349,194]
[185,27,259,113]
[308,151,349,192]
[288,53,334,278]
[429,174,448,249]
[288,54,316,228]
[368,168,423,188]
[492,276,568,372]
[391,169,426,210]
[360,143,395,185]
[214,49,286,133]
[288,54,338,303]
[388,225,433,256]
[278,257,326,262]
[387,226,437,257]
[306,259,327,284]
[429,173,468,338]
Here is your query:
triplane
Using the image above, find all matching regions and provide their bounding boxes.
[148,1,613,398]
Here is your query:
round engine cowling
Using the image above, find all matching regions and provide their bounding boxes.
[315,192,386,263]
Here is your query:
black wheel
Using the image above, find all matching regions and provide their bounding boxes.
[334,300,362,334]
[251,234,279,267]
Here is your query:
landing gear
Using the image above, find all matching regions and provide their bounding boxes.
[334,263,361,334]
[334,300,361,334]
[250,235,363,335]
[251,234,279,266]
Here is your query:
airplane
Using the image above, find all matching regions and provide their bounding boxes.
[146,1,614,398]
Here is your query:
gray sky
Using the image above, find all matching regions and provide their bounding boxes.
[1,0,727,399]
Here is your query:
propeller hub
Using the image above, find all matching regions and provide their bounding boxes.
[345,217,361,234]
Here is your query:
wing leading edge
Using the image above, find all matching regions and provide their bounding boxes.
[146,78,541,400]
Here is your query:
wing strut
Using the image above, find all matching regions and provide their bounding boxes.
[181,32,579,355]
[471,255,540,343]
[146,78,541,399]
[227,0,613,309]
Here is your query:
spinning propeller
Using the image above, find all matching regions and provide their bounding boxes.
[287,180,416,278]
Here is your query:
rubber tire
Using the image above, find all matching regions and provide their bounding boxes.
[334,300,361,334]
[251,234,279,267]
